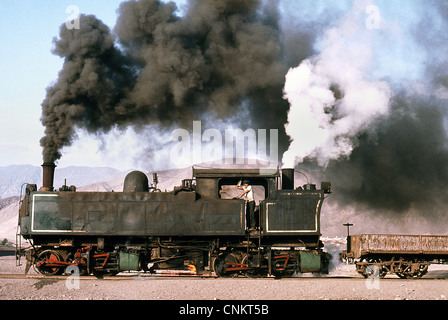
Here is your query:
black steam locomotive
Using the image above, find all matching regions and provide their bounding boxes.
[18,163,331,278]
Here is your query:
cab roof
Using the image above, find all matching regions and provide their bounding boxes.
[193,167,280,178]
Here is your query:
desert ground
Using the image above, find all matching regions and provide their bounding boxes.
[2,252,448,301]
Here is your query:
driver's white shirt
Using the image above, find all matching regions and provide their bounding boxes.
[243,185,254,202]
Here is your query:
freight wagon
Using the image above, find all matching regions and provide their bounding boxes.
[342,234,448,279]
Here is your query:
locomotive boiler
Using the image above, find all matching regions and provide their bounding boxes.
[17,162,331,278]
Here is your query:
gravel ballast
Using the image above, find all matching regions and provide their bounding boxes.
[2,254,448,301]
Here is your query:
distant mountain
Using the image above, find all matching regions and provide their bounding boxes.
[77,166,193,192]
[0,165,41,199]
[0,196,19,243]
[0,165,127,199]
[54,166,127,190]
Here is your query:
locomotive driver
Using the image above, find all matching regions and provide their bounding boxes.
[236,180,256,230]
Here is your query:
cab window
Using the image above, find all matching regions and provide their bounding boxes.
[218,178,268,205]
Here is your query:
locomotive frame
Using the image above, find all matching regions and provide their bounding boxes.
[17,163,332,278]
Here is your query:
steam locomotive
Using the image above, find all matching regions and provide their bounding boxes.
[17,162,332,278]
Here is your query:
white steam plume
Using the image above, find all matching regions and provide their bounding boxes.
[282,2,391,167]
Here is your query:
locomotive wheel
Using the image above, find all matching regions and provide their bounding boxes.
[35,250,64,276]
[212,253,239,277]
[272,255,295,279]
[64,252,87,275]
[241,254,267,278]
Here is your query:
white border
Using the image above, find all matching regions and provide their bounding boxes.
[265,195,321,233]
[31,194,72,233]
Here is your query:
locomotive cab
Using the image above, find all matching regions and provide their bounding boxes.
[193,167,279,232]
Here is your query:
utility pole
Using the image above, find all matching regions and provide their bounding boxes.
[343,223,353,252]
[343,223,353,237]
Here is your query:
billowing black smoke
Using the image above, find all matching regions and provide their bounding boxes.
[40,14,134,162]
[275,1,448,223]
[40,0,310,164]
[40,0,448,223]
[325,94,448,215]
[321,2,448,217]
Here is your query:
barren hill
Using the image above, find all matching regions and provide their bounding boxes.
[0,165,126,199]
[0,196,19,243]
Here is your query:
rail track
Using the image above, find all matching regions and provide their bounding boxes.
[0,268,356,280]
[0,270,217,280]
[2,273,448,281]
[0,273,346,280]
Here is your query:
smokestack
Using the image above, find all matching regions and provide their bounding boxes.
[41,162,56,192]
[282,168,294,190]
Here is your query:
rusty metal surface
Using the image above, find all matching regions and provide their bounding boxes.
[41,162,56,191]
[23,190,246,237]
[263,191,323,234]
[350,234,448,258]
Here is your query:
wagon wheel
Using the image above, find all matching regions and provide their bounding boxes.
[379,266,388,278]
[396,263,428,279]
[35,250,64,276]
[360,259,387,279]
[362,265,387,279]
[394,259,409,279]
[417,264,429,278]
[396,270,416,279]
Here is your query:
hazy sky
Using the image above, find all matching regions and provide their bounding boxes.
[0,0,191,169]
[0,0,124,167]
[0,0,445,171]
